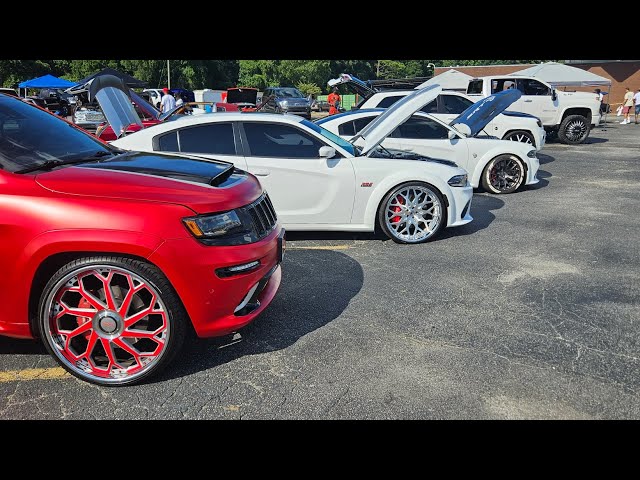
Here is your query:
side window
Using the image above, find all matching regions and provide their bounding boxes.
[441,95,474,114]
[490,78,515,94]
[393,116,449,140]
[517,79,551,96]
[375,95,404,108]
[157,131,178,151]
[419,99,438,114]
[338,121,356,136]
[177,123,236,155]
[352,116,375,133]
[243,122,325,158]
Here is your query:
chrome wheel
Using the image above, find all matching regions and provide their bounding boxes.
[505,131,534,145]
[565,119,588,142]
[486,155,524,193]
[383,184,443,243]
[42,265,171,384]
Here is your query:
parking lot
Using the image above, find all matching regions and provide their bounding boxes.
[0,119,638,420]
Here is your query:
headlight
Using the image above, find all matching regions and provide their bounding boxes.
[447,174,468,187]
[183,211,244,238]
[278,100,289,107]
[527,150,537,158]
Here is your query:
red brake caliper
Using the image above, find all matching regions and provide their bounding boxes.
[391,195,405,223]
[76,297,93,340]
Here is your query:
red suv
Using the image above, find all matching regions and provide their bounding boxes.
[0,93,284,386]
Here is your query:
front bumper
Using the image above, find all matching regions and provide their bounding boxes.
[148,226,284,338]
[526,155,540,186]
[446,184,474,227]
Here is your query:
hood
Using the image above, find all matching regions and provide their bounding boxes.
[227,88,258,105]
[129,89,161,120]
[34,151,262,214]
[327,73,377,99]
[450,89,521,137]
[353,84,442,156]
[67,74,143,138]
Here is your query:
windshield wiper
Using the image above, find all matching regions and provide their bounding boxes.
[16,150,115,174]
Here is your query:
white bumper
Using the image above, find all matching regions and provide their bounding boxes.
[525,155,540,186]
[446,184,474,227]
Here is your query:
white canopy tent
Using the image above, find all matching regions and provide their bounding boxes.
[416,69,473,91]
[509,62,612,87]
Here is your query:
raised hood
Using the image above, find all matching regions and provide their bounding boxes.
[450,89,521,137]
[353,84,442,156]
[67,74,143,138]
[227,87,258,105]
[35,151,262,214]
[327,73,377,99]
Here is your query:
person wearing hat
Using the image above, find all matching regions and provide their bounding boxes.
[328,87,341,116]
[160,87,176,113]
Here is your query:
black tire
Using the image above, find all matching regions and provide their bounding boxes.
[377,181,446,244]
[557,114,590,145]
[37,255,187,387]
[481,154,525,194]
[503,130,535,147]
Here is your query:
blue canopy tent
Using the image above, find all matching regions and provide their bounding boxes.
[18,74,76,96]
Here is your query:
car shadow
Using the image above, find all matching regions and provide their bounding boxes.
[537,152,555,165]
[523,168,551,191]
[0,336,46,355]
[156,248,364,383]
[545,136,608,145]
[434,193,504,241]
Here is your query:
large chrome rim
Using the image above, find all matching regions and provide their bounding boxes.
[506,132,533,145]
[384,185,442,243]
[565,119,588,142]
[489,157,522,192]
[43,265,170,384]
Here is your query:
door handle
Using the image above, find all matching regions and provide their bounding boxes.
[253,169,271,176]
[524,99,533,103]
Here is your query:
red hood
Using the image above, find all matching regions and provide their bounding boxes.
[34,152,263,214]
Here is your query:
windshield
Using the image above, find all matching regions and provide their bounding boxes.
[0,95,113,173]
[275,88,305,98]
[301,119,359,156]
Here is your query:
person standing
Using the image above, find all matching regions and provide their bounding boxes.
[620,87,634,125]
[175,91,184,107]
[633,88,640,124]
[328,87,341,115]
[160,87,176,113]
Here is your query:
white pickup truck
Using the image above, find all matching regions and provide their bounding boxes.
[466,76,601,145]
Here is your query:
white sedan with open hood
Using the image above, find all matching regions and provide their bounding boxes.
[108,84,473,244]
[317,89,540,194]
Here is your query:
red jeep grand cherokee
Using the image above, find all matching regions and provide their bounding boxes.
[0,93,284,386]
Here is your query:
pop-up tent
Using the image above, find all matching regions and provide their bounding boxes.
[18,74,76,89]
[509,62,612,87]
[416,69,473,91]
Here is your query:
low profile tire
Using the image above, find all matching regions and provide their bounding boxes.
[37,256,187,387]
[503,130,535,147]
[378,181,446,244]
[558,114,590,144]
[481,154,525,194]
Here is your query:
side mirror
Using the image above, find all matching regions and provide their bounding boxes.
[551,89,557,101]
[448,130,458,140]
[319,146,336,158]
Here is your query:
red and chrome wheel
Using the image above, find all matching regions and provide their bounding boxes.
[38,256,186,386]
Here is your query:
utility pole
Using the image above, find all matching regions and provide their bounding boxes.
[167,60,171,89]
[376,60,380,79]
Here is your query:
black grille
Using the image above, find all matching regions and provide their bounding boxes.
[244,193,278,239]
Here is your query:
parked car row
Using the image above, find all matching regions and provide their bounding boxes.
[0,72,549,387]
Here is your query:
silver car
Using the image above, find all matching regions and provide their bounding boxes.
[260,87,312,120]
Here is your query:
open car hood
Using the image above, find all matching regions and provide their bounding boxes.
[450,89,521,137]
[354,84,442,156]
[327,73,377,99]
[227,87,258,105]
[66,74,143,139]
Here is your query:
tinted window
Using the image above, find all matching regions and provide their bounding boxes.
[243,122,325,158]
[467,79,483,94]
[517,79,551,96]
[490,79,516,94]
[353,116,375,133]
[338,120,356,136]
[419,99,438,114]
[394,116,449,140]
[157,131,178,151]
[375,96,404,108]
[177,123,236,155]
[442,95,474,114]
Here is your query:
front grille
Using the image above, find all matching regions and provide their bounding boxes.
[243,193,278,240]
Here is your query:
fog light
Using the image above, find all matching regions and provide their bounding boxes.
[216,260,260,278]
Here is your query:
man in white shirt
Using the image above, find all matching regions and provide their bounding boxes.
[634,88,640,124]
[160,87,176,113]
[175,92,184,107]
